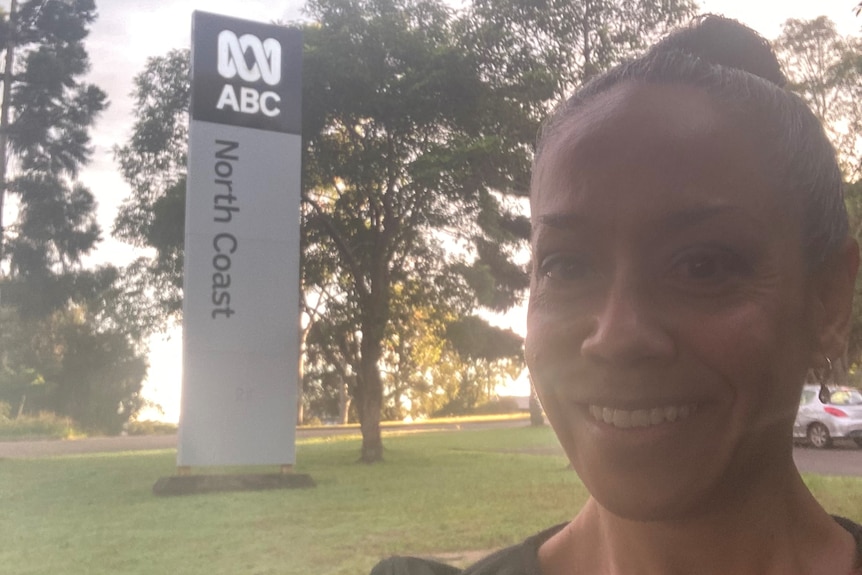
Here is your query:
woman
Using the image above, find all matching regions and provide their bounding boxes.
[373,15,862,575]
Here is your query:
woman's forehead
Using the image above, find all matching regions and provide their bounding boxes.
[558,81,724,144]
[529,81,797,239]
[532,81,772,207]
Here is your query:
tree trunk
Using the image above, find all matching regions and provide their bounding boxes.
[339,380,351,424]
[357,326,385,463]
[296,353,305,426]
[358,388,383,462]
[0,0,17,301]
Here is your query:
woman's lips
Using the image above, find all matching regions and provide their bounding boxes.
[587,403,698,429]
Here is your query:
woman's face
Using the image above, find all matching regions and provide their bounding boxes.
[526,81,819,521]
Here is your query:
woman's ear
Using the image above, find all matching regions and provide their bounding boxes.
[810,237,860,362]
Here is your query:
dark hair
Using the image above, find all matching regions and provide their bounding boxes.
[534,15,848,268]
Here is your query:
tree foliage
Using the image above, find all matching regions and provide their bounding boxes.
[462,0,696,107]
[113,49,190,327]
[301,0,542,461]
[774,17,862,181]
[0,1,147,433]
[1,0,107,313]
[0,284,148,435]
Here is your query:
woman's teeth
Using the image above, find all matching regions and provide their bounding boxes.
[588,404,697,428]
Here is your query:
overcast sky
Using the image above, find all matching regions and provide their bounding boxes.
[6,0,860,421]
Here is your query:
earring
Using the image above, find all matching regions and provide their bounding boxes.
[819,356,833,404]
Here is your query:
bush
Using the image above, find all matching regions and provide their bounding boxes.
[0,410,79,440]
[124,420,178,436]
[472,397,523,415]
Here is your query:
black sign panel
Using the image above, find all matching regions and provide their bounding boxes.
[191,11,301,134]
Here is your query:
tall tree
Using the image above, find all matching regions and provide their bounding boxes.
[461,0,696,109]
[301,0,540,461]
[0,0,107,298]
[0,1,147,432]
[774,17,862,180]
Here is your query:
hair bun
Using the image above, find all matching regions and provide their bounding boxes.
[650,14,786,87]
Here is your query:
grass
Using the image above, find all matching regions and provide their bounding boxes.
[0,411,81,440]
[0,425,860,575]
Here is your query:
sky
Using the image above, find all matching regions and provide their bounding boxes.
[6,0,861,421]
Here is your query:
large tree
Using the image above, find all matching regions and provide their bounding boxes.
[0,0,107,308]
[301,0,542,461]
[0,0,147,432]
[461,0,696,108]
[774,17,862,181]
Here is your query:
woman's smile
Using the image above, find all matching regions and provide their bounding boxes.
[586,402,697,428]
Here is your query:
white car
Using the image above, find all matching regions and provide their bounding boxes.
[794,385,862,449]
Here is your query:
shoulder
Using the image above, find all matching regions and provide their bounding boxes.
[370,556,462,575]
[833,515,862,570]
[369,524,567,575]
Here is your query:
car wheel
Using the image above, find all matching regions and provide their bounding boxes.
[807,423,832,449]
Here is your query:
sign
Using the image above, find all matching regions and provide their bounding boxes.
[179,11,302,467]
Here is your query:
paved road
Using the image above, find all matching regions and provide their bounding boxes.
[1,422,860,477]
[0,418,528,460]
[793,440,862,477]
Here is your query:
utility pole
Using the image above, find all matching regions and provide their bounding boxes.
[0,0,17,286]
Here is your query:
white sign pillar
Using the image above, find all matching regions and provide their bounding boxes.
[178,12,302,467]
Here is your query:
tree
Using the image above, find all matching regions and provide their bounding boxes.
[0,1,147,432]
[774,17,862,181]
[0,271,148,434]
[301,0,542,461]
[0,0,106,292]
[113,49,190,327]
[461,0,696,109]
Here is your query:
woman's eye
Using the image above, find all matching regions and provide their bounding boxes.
[538,254,594,281]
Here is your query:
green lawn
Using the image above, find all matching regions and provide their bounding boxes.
[1,426,859,575]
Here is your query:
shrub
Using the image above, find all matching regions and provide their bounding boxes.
[472,397,523,415]
[0,411,79,440]
[124,420,178,436]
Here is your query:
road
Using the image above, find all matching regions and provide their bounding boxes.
[0,418,526,460]
[1,422,860,477]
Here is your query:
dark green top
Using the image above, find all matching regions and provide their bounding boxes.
[370,517,862,575]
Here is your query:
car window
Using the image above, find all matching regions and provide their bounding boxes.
[830,389,862,405]
[800,390,816,405]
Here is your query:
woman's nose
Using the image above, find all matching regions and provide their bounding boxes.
[580,277,675,366]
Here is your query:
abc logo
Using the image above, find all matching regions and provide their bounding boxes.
[215,30,281,117]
